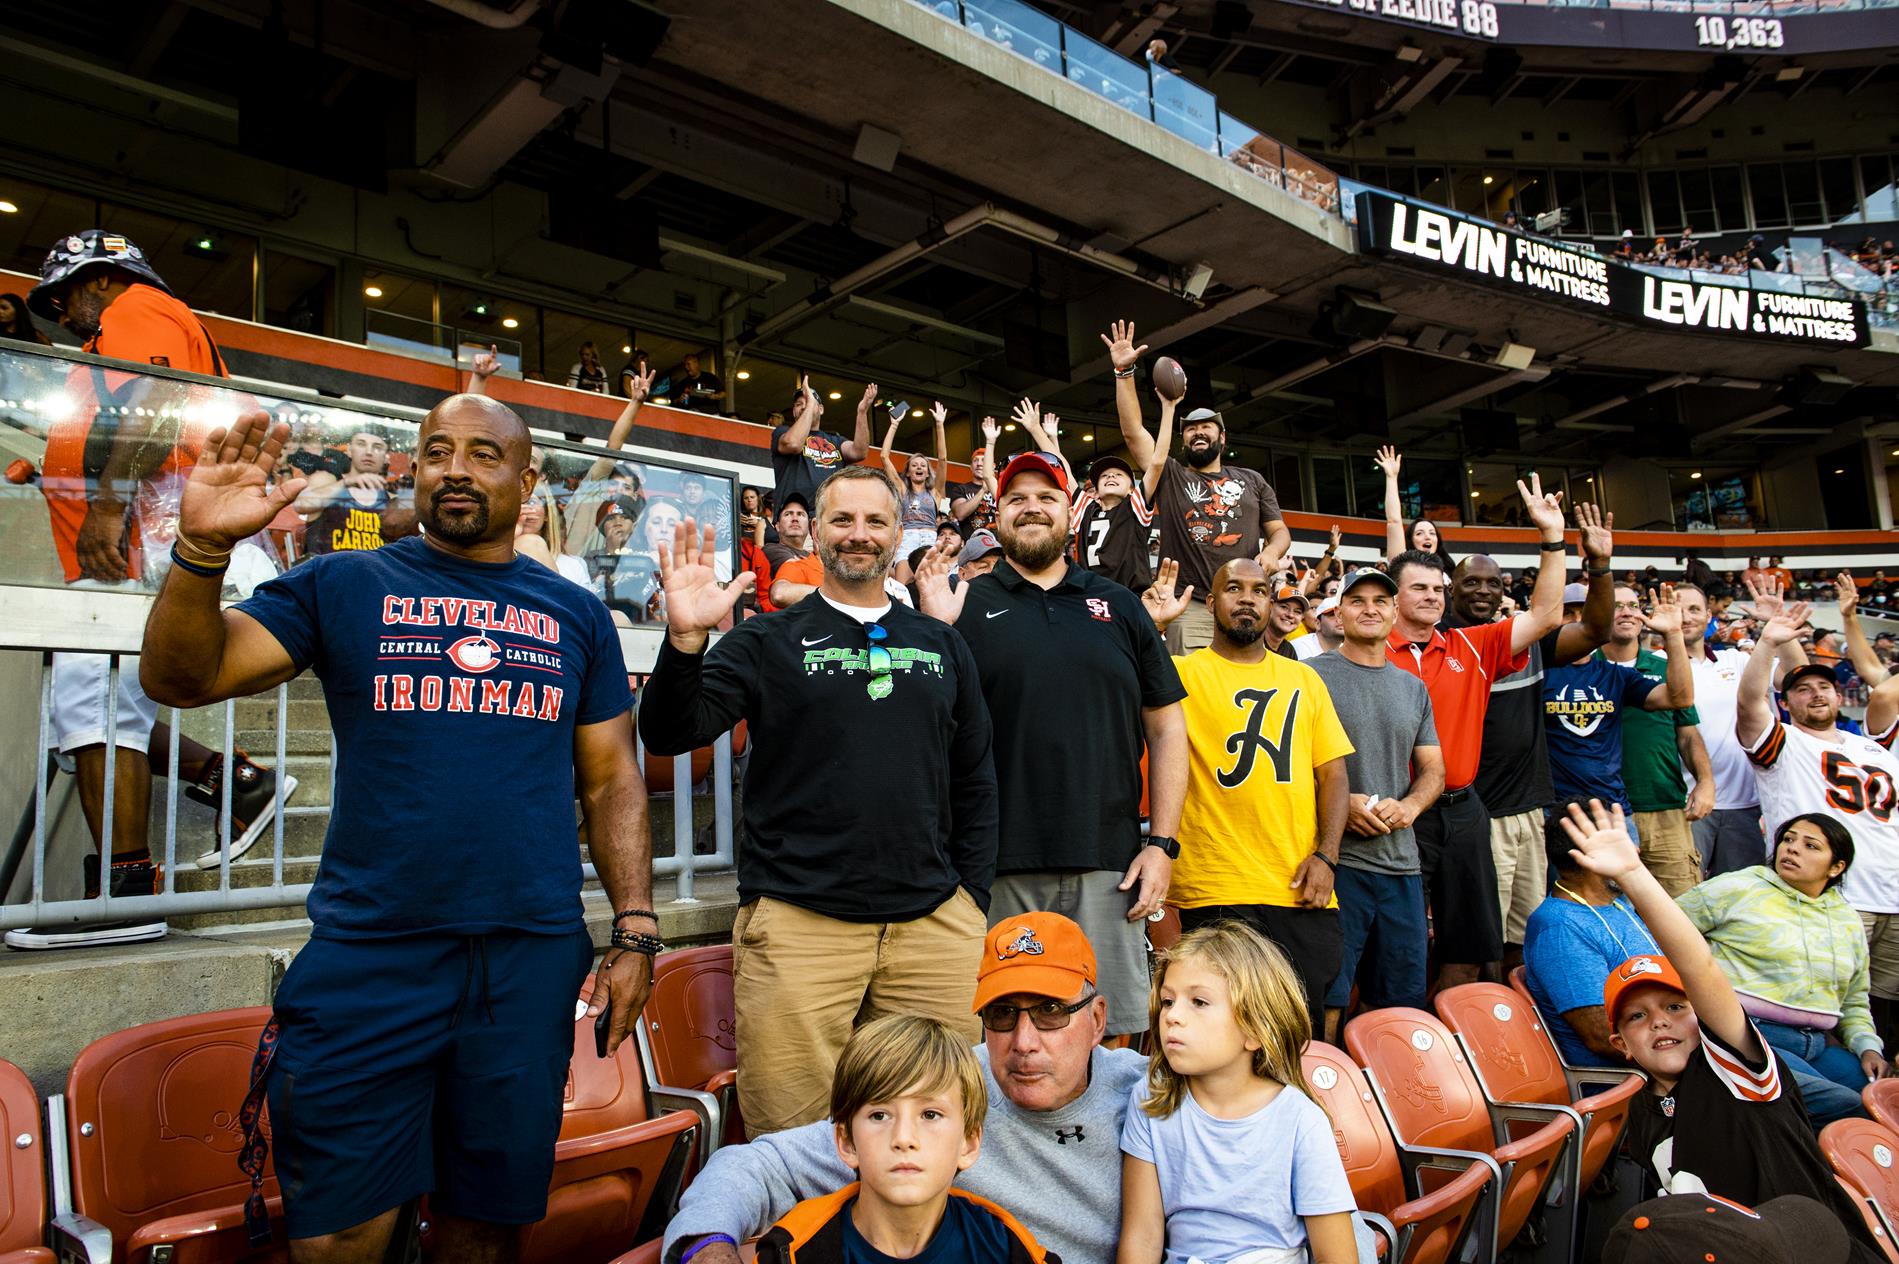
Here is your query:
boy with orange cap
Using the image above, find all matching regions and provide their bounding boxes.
[1561,800,1884,1263]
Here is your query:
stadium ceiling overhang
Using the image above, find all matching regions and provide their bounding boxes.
[1268,0,1899,55]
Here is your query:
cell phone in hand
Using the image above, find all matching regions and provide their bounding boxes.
[594,1007,611,1059]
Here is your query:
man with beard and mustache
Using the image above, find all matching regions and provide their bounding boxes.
[137,399,655,1262]
[641,464,998,1136]
[916,451,1187,1041]
[1164,557,1354,1037]
[1102,321,1290,653]
[1740,603,1899,1016]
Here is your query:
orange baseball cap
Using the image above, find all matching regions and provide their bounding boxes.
[972,911,1097,1011]
[1604,954,1687,1028]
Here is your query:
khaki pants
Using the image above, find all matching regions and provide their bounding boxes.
[1861,912,1899,1001]
[1635,808,1701,898]
[731,891,986,1138]
[1489,808,1547,945]
[1165,602,1217,655]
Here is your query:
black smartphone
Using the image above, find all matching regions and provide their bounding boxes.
[594,1006,611,1059]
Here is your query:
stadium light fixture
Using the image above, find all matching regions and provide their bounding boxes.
[1690,471,1702,480]
[501,316,520,329]
[828,390,842,400]
[0,200,16,213]
[1482,176,1494,186]
[736,370,751,380]
[363,284,384,299]
[1181,261,1215,302]
[1083,432,1093,442]
[1005,423,1017,432]
[621,344,631,354]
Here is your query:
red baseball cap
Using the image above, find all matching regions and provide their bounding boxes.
[996,451,1070,497]
[972,912,1097,1011]
[1604,954,1688,1028]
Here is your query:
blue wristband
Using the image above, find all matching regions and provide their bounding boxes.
[170,544,229,577]
[680,1234,737,1264]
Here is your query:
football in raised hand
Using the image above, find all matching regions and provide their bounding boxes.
[1152,355,1187,402]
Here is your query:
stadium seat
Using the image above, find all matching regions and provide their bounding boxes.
[1819,1119,1899,1262]
[1434,983,1644,1189]
[1509,966,1645,1093]
[0,1059,56,1264]
[59,1005,287,1264]
[1301,1042,1494,1264]
[1346,1008,1578,1263]
[523,976,702,1264]
[1867,1078,1899,1135]
[635,945,743,1153]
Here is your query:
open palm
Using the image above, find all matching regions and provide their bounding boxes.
[660,521,751,636]
[180,411,306,551]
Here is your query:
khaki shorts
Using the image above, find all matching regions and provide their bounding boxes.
[1634,809,1700,898]
[1164,602,1217,655]
[1861,911,1899,1001]
[990,869,1152,1036]
[731,890,986,1138]
[1489,808,1547,945]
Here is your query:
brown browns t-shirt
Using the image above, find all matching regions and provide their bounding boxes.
[1148,457,1282,596]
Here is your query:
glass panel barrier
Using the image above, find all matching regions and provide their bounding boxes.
[1151,64,1219,154]
[0,342,736,627]
[1060,28,1151,117]
[960,0,1062,69]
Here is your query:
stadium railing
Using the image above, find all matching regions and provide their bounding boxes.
[0,341,740,933]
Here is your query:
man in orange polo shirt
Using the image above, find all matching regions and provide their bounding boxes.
[1385,473,1568,993]
[9,230,291,951]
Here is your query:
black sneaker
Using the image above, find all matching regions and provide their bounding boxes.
[188,752,298,870]
[3,856,168,950]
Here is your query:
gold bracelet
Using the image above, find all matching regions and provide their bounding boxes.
[174,534,235,568]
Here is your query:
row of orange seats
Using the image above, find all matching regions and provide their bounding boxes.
[0,945,741,1264]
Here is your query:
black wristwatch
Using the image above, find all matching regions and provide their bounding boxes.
[1145,835,1181,859]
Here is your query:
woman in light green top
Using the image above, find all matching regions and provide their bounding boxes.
[1677,813,1890,1095]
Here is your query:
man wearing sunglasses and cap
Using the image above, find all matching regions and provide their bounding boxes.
[640,464,998,1139]
[915,450,1188,1043]
[663,911,1146,1264]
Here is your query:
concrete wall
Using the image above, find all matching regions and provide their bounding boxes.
[1759,455,1828,528]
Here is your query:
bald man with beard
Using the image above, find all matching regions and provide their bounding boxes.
[141,398,655,1263]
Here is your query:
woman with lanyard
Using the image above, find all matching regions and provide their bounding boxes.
[1677,813,1889,1099]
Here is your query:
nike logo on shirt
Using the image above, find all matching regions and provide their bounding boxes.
[802,635,832,646]
[986,610,1009,619]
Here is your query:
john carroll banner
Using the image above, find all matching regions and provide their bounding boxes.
[1354,190,1869,348]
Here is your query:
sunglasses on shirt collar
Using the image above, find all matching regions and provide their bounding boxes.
[865,623,892,701]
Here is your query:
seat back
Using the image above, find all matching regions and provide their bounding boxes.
[64,1007,277,1253]
[1344,1009,1496,1156]
[1868,1079,1899,1136]
[1433,984,1568,1109]
[1507,965,1536,1008]
[1823,1119,1899,1233]
[641,946,736,1094]
[0,1059,46,1257]
[1302,1044,1408,1219]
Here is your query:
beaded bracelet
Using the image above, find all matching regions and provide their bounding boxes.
[610,927,665,955]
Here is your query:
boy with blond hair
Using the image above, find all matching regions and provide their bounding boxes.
[752,1014,1057,1264]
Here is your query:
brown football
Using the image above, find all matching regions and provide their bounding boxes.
[1152,355,1187,402]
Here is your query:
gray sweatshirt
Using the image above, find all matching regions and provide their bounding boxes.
[664,1044,1147,1264]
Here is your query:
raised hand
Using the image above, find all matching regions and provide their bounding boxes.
[179,411,308,553]
[1757,600,1812,648]
[1329,523,1342,551]
[1141,558,1194,629]
[930,400,948,427]
[625,365,656,399]
[1559,799,1642,883]
[859,383,879,410]
[1099,320,1148,373]
[1645,584,1683,637]
[1744,573,1786,622]
[658,520,754,649]
[1518,471,1566,536]
[471,345,501,379]
[914,537,967,624]
[1012,397,1040,432]
[1575,501,1614,567]
[1835,570,1859,618]
[981,416,1001,445]
[1375,445,1401,478]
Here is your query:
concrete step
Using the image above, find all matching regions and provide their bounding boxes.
[237,727,334,756]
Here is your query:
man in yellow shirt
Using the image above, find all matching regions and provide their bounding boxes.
[1169,556,1354,1037]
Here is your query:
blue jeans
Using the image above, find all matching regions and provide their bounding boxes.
[1757,1018,1869,1127]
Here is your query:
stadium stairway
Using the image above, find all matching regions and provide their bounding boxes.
[0,676,741,1096]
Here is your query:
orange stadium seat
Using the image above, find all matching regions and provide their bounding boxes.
[1867,1078,1899,1135]
[1434,983,1644,1190]
[636,945,744,1152]
[0,1059,54,1264]
[522,976,702,1264]
[606,1243,662,1264]
[1820,1119,1899,1262]
[1346,1008,1577,1262]
[61,1006,288,1264]
[1301,1042,1493,1264]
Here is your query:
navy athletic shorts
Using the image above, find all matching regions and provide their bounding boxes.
[264,927,594,1239]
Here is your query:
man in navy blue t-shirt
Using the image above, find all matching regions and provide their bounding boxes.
[1542,583,1693,837]
[140,398,655,1261]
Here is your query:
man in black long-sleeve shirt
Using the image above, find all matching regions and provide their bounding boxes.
[639,465,997,1138]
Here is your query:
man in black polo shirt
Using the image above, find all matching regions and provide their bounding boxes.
[917,451,1187,1038]
[640,464,998,1136]
[1443,505,1615,970]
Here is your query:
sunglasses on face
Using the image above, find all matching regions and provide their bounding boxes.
[976,991,1095,1033]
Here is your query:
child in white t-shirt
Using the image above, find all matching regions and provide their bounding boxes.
[1117,921,1358,1264]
